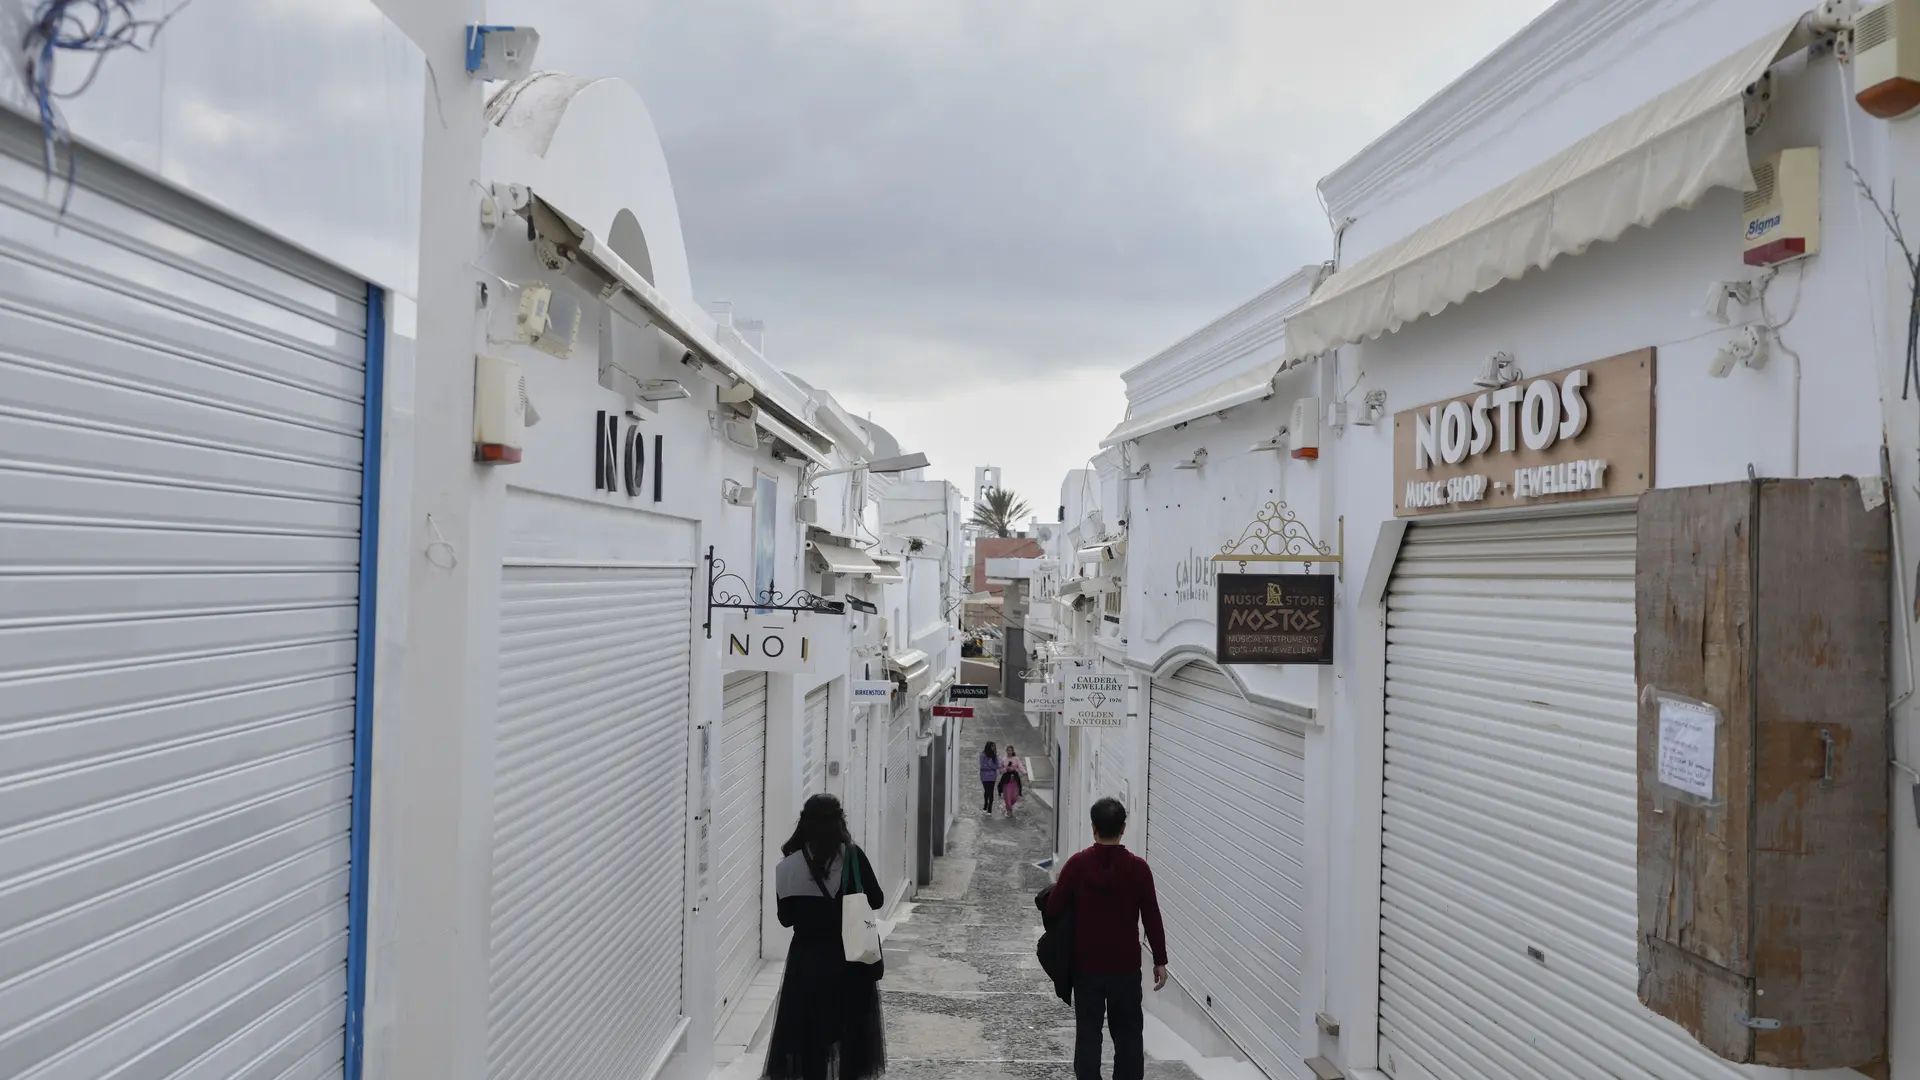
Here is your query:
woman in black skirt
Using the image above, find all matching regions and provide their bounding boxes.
[764,794,887,1080]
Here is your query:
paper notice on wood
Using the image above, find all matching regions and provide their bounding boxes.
[1657,697,1717,801]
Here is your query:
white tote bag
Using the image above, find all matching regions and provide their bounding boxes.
[840,846,884,965]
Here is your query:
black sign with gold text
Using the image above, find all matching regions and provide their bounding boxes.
[1215,573,1334,666]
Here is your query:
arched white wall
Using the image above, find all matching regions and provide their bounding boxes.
[483,73,697,315]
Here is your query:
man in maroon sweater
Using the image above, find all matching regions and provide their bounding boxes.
[1045,797,1169,1080]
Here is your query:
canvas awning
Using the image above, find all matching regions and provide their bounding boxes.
[1054,579,1095,601]
[1101,359,1280,448]
[1282,19,1801,363]
[886,649,931,698]
[755,406,832,468]
[809,539,881,576]
[518,191,834,451]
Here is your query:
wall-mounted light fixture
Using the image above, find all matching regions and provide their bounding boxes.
[1250,426,1290,452]
[1175,448,1209,471]
[1354,389,1389,426]
[1472,352,1525,390]
[1123,463,1151,480]
[722,478,755,506]
[1701,278,1765,324]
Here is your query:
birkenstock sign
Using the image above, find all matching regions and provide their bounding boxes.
[1393,350,1654,517]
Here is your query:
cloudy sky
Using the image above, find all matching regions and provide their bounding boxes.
[490,0,1554,511]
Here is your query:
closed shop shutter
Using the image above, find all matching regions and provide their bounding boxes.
[1380,510,1756,1080]
[714,673,767,1027]
[0,132,373,1078]
[802,685,829,798]
[845,706,871,847]
[886,707,916,896]
[490,566,691,1080]
[1097,728,1130,809]
[1146,665,1308,1080]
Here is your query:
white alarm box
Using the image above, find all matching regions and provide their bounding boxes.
[1290,397,1322,460]
[474,354,528,464]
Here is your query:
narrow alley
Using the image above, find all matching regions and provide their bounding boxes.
[873,697,1202,1080]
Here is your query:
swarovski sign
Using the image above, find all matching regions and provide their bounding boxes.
[1393,350,1654,517]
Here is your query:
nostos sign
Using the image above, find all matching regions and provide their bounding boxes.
[1215,573,1334,665]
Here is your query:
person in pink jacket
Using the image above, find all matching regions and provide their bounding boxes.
[997,745,1028,818]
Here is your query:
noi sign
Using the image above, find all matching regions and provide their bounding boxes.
[720,611,818,674]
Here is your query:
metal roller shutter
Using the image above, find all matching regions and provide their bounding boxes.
[489,566,692,1080]
[886,708,915,897]
[1096,728,1129,810]
[802,685,829,798]
[714,674,767,1028]
[0,127,373,1079]
[1147,665,1309,1080]
[1379,510,1757,1080]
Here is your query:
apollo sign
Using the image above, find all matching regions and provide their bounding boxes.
[1393,350,1654,518]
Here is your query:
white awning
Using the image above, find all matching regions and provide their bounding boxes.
[1282,20,1800,364]
[753,406,832,468]
[809,540,881,576]
[519,192,835,450]
[886,649,931,698]
[868,553,906,584]
[1101,360,1279,448]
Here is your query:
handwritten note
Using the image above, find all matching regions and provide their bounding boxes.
[1657,697,1717,800]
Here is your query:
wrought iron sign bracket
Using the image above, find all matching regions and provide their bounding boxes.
[1211,502,1345,580]
[703,545,844,638]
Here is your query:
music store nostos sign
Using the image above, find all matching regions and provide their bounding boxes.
[1216,573,1334,666]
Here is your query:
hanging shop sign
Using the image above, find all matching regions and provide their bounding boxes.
[720,611,819,673]
[1392,349,1654,517]
[1216,573,1334,665]
[1025,680,1066,711]
[1064,672,1126,727]
[852,680,894,702]
[949,684,990,700]
[932,705,974,718]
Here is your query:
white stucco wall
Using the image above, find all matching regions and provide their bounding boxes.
[1102,1,1918,1076]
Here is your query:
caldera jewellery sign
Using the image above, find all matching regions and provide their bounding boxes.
[1216,573,1335,666]
[1172,550,1217,604]
[1393,349,1654,517]
[1065,672,1125,727]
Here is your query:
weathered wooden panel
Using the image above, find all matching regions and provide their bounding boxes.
[1750,478,1889,1068]
[1636,482,1755,1061]
[1635,477,1889,1070]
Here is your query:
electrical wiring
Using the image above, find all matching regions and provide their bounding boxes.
[20,0,190,214]
[1759,262,1807,477]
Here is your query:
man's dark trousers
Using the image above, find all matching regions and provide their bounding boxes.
[1072,970,1144,1080]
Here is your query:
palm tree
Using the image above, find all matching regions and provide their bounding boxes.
[969,487,1032,538]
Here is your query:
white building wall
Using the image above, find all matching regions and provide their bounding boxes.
[1096,3,1918,1077]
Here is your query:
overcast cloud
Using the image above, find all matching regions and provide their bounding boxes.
[488,0,1553,508]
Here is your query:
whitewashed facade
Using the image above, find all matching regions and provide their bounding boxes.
[0,4,962,1080]
[1079,2,1920,1079]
